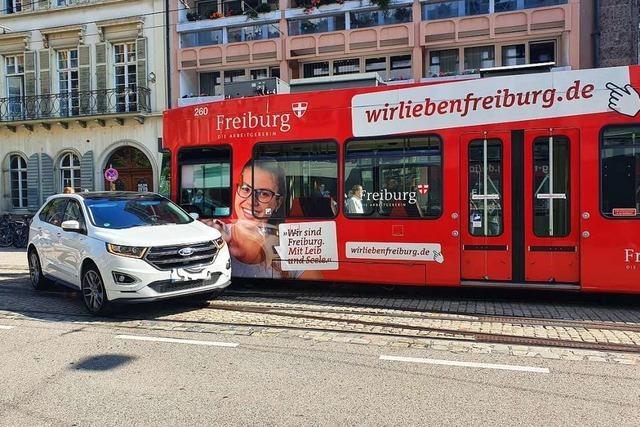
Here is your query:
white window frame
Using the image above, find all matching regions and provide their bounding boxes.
[301,54,413,81]
[57,49,79,116]
[59,152,81,192]
[424,38,560,78]
[113,42,137,112]
[5,54,24,118]
[9,0,23,13]
[9,154,27,209]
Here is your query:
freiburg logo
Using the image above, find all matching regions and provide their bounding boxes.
[292,102,308,118]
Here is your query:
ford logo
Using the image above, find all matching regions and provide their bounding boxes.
[178,247,195,257]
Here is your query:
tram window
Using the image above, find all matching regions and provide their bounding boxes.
[253,141,338,219]
[178,147,232,218]
[468,139,503,236]
[344,136,442,219]
[533,136,570,237]
[601,126,640,218]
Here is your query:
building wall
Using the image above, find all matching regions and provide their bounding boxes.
[0,0,168,213]
[598,0,639,67]
[170,0,593,106]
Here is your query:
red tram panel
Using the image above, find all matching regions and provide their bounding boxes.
[164,65,640,293]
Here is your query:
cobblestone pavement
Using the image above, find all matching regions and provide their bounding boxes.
[2,248,640,366]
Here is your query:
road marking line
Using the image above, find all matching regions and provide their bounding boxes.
[0,325,14,330]
[115,335,239,348]
[380,355,550,373]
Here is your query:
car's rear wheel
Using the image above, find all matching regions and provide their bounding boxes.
[28,250,47,290]
[81,265,111,315]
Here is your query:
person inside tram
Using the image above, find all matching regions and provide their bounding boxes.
[203,159,321,280]
[346,185,364,214]
[193,189,204,205]
[310,179,338,216]
[379,177,399,216]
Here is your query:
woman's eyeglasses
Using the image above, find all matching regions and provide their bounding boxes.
[237,183,281,204]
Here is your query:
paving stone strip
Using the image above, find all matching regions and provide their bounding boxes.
[0,309,637,366]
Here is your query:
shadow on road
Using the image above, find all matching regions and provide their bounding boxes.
[71,354,137,371]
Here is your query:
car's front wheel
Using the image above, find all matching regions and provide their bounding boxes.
[81,265,111,315]
[28,249,47,290]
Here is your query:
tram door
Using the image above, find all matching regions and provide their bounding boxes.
[460,129,580,284]
[523,129,580,283]
[460,132,513,281]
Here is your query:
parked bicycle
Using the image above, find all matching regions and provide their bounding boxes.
[11,215,31,248]
[0,214,12,247]
[0,214,32,248]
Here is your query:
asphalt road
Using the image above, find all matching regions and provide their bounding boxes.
[1,317,639,426]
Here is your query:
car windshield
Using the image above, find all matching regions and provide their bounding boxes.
[84,195,193,229]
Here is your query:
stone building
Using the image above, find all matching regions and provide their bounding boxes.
[0,0,168,213]
[169,0,593,106]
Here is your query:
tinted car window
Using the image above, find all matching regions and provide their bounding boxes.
[63,200,85,226]
[39,200,55,222]
[84,195,193,229]
[45,198,69,227]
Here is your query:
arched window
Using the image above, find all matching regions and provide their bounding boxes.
[60,152,81,192]
[9,154,28,209]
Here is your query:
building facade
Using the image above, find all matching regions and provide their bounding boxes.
[0,0,167,213]
[596,0,639,67]
[170,0,593,106]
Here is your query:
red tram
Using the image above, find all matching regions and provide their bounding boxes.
[164,65,640,293]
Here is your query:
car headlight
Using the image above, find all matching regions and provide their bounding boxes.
[106,243,148,259]
[214,236,225,249]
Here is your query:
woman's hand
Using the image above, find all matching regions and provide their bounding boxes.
[229,221,268,264]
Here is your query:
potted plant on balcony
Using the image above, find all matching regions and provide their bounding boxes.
[393,6,410,22]
[370,0,390,10]
[351,12,375,28]
[224,7,243,17]
[300,20,318,33]
[245,3,273,19]
[186,11,202,21]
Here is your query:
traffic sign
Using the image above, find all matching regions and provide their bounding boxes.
[104,168,119,182]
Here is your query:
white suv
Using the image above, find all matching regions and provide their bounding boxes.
[27,192,231,315]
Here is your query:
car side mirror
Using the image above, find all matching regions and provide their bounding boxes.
[188,212,200,220]
[61,220,82,233]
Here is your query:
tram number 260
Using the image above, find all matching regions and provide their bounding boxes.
[194,107,209,117]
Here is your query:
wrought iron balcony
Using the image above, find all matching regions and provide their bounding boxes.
[0,87,151,127]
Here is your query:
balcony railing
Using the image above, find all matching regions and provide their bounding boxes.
[422,0,567,20]
[288,14,346,35]
[288,5,413,35]
[0,87,151,123]
[2,0,106,15]
[181,29,225,47]
[350,7,413,29]
[228,23,281,43]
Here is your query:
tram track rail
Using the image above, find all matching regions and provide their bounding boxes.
[2,284,640,333]
[206,299,640,334]
[221,290,640,332]
[2,278,640,354]
[200,303,640,354]
[1,296,640,355]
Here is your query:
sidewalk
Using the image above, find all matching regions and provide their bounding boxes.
[0,248,27,273]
